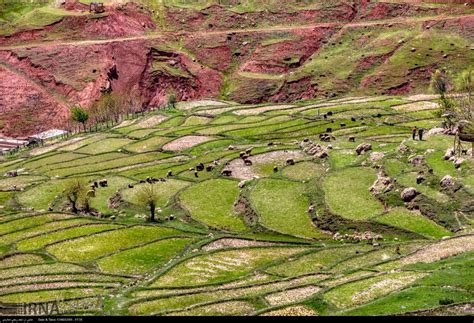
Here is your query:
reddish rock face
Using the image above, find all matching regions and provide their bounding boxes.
[0,66,69,137]
[0,39,223,136]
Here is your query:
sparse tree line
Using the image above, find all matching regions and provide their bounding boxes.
[68,91,177,134]
[430,68,473,157]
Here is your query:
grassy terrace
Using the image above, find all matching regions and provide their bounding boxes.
[0,95,472,316]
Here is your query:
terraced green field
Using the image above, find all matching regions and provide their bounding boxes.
[0,96,472,316]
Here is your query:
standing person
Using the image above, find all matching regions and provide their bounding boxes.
[412,127,417,140]
[418,127,424,141]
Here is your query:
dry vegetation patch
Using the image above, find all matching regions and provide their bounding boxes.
[401,235,474,265]
[201,238,287,252]
[163,136,215,151]
[261,305,318,316]
[265,285,321,306]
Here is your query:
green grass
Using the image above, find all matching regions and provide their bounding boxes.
[323,167,384,221]
[75,138,134,155]
[97,237,193,275]
[16,223,122,252]
[46,226,184,262]
[124,136,170,153]
[397,172,449,203]
[0,254,46,269]
[266,245,372,277]
[324,271,427,309]
[0,175,45,191]
[250,179,324,239]
[123,179,190,211]
[17,179,71,210]
[282,162,324,181]
[344,286,473,316]
[150,247,306,288]
[1,218,98,246]
[0,263,87,280]
[375,208,452,239]
[0,213,72,235]
[0,288,109,304]
[179,179,246,232]
[89,176,131,214]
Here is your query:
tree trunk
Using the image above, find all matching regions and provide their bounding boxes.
[71,200,78,214]
[149,203,155,222]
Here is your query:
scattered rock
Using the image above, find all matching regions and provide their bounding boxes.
[4,170,18,177]
[369,152,385,162]
[356,143,372,155]
[427,128,444,136]
[440,175,454,188]
[410,155,425,166]
[370,174,394,195]
[401,187,418,202]
[221,170,232,177]
[444,148,455,160]
[454,158,465,169]
[398,143,410,153]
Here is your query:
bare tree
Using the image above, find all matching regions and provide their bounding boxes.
[135,183,160,222]
[63,179,88,214]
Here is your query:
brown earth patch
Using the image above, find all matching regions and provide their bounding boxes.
[224,150,304,180]
[201,238,286,252]
[261,305,318,316]
[162,136,214,151]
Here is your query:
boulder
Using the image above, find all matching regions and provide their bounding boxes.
[370,175,393,195]
[5,170,18,177]
[444,148,455,160]
[440,175,454,188]
[454,158,465,169]
[410,155,425,166]
[398,143,410,153]
[401,187,418,202]
[221,170,232,177]
[196,163,205,171]
[356,143,372,155]
[369,152,385,162]
[427,128,444,136]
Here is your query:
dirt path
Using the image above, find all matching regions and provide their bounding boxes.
[0,13,472,51]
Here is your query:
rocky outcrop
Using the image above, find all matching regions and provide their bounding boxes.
[440,175,455,188]
[356,143,372,155]
[401,187,419,202]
